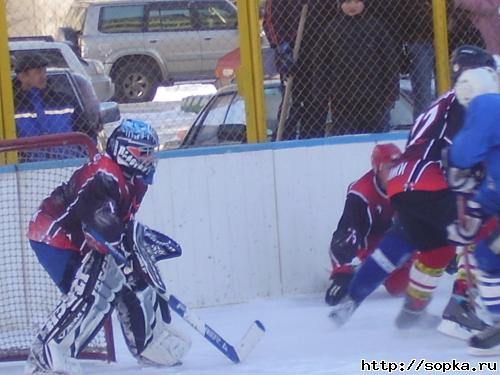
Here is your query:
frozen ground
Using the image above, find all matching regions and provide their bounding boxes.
[153,84,217,103]
[3,274,498,375]
[115,83,217,148]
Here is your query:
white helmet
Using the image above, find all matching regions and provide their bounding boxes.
[454,66,500,107]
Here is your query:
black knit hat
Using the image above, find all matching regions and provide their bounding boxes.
[14,53,49,73]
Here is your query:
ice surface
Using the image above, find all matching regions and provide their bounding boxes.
[2,274,497,375]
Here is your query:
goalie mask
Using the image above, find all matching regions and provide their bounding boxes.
[107,119,159,184]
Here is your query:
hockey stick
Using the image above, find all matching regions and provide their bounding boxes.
[166,293,265,364]
[456,194,478,308]
[100,235,265,364]
[275,3,308,141]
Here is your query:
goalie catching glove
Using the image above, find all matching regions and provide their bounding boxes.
[121,220,182,294]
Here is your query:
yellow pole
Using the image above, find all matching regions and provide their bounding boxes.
[432,0,450,95]
[236,0,267,143]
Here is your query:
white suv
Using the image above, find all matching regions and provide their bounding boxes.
[9,38,114,101]
[57,0,239,103]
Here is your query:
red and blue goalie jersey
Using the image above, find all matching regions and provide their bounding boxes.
[28,153,147,253]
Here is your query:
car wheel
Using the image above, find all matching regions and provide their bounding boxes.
[113,61,159,103]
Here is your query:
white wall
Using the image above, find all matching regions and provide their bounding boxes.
[138,135,407,307]
[3,135,407,309]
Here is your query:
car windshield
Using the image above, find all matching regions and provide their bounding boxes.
[64,5,87,31]
[186,84,282,147]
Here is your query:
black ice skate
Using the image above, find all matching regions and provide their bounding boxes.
[437,297,489,340]
[469,323,500,356]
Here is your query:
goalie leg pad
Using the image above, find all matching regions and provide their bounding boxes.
[139,323,191,367]
[26,252,125,374]
[116,285,191,367]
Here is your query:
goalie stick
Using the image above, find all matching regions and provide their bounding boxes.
[91,225,266,363]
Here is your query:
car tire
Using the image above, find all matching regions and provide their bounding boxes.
[112,61,159,103]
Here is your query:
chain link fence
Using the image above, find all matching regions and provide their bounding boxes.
[2,0,496,151]
[263,0,492,140]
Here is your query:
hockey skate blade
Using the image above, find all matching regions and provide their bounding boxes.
[437,319,476,341]
[235,320,265,363]
[468,346,500,356]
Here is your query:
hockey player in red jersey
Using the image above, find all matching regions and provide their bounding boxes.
[25,119,191,374]
[329,45,496,331]
[325,143,412,305]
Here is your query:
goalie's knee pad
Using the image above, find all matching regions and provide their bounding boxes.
[27,252,125,373]
[116,285,191,367]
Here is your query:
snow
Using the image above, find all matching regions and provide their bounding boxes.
[3,274,498,375]
[113,83,217,148]
[153,84,217,103]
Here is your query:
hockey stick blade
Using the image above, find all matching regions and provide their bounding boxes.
[167,294,265,363]
[234,320,266,362]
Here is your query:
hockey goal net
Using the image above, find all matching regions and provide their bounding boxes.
[0,133,115,362]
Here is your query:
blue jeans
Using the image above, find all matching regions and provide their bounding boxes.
[30,240,82,294]
[406,43,435,119]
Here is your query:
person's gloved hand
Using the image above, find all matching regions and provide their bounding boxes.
[324,270,354,306]
[275,42,294,76]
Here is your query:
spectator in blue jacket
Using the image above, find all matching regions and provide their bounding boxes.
[13,53,88,161]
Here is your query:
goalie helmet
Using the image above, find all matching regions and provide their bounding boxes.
[450,45,496,83]
[106,119,159,184]
[454,66,500,107]
[371,143,401,172]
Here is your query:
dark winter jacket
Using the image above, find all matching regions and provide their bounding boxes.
[263,0,338,69]
[263,0,304,48]
[314,12,400,119]
[370,0,434,44]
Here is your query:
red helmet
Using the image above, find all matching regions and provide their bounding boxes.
[371,143,402,171]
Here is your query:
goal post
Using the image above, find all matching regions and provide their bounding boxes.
[0,132,115,362]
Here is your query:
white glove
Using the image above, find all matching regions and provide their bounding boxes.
[447,198,483,245]
[447,166,483,193]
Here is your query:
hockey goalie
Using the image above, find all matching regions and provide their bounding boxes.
[25,119,191,374]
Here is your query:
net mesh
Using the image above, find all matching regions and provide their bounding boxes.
[0,135,113,361]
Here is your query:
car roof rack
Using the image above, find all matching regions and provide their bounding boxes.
[9,36,55,42]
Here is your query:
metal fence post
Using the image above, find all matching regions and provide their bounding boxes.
[236,0,267,143]
[432,0,451,95]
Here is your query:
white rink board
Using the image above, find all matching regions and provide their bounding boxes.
[138,134,408,307]
[6,134,407,309]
